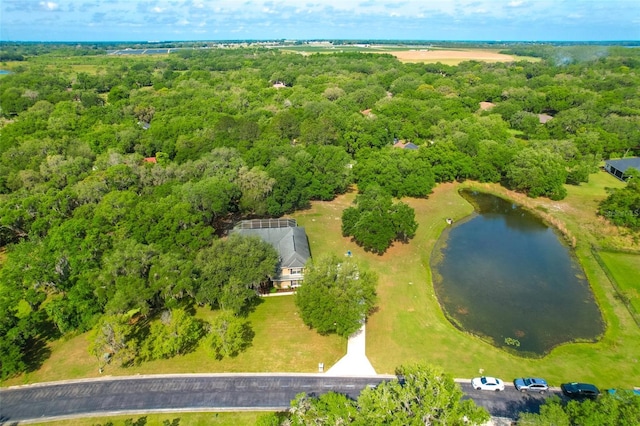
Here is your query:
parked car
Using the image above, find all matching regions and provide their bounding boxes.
[471,376,505,391]
[514,378,549,394]
[561,382,600,398]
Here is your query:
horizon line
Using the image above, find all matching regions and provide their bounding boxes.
[2,39,639,44]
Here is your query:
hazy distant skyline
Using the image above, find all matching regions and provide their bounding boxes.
[2,0,639,42]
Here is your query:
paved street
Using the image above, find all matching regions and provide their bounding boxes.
[0,374,389,423]
[459,381,554,419]
[1,374,556,423]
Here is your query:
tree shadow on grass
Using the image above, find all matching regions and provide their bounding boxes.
[241,292,265,316]
[22,316,62,373]
[23,335,52,374]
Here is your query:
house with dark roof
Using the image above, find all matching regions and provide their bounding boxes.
[233,219,311,289]
[604,158,640,181]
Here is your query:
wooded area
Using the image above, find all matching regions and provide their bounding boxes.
[1,44,639,379]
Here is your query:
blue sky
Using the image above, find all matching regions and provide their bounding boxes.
[1,0,639,42]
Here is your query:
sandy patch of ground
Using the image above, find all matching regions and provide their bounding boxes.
[390,49,516,63]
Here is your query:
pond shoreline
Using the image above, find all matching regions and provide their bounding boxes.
[430,187,605,357]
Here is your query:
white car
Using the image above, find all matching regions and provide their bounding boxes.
[471,376,505,391]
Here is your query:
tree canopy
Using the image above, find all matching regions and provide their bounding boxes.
[295,254,377,337]
[518,391,640,426]
[599,169,640,230]
[259,363,490,425]
[342,185,418,254]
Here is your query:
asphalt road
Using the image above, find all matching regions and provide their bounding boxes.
[1,375,554,423]
[459,381,553,419]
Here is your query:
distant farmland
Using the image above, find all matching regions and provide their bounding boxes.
[277,44,537,64]
[388,49,526,64]
[103,43,537,64]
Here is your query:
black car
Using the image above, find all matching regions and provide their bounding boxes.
[561,382,600,398]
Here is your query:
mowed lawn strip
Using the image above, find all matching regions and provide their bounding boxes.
[597,251,640,314]
[21,412,267,426]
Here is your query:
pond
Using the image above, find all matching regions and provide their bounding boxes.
[431,190,604,356]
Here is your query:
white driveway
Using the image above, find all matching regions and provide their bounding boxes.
[325,324,377,376]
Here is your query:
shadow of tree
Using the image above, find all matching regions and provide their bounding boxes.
[492,394,548,418]
[19,314,62,374]
[23,335,52,374]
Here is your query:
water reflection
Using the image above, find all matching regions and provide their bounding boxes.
[432,190,603,356]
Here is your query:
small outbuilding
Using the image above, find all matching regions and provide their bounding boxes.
[604,158,640,181]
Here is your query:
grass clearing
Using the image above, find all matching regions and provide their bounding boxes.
[295,176,640,388]
[4,296,344,386]
[597,251,640,314]
[23,412,269,426]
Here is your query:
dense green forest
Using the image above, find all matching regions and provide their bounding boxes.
[1,44,639,379]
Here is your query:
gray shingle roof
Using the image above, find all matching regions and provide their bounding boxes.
[605,158,640,174]
[234,226,311,268]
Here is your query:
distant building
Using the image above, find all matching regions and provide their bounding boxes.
[393,139,419,150]
[233,219,311,289]
[479,101,495,111]
[604,158,640,181]
[143,157,157,164]
[538,114,554,124]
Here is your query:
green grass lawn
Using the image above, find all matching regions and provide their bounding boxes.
[295,178,640,389]
[598,251,640,314]
[4,296,344,386]
[23,412,269,426]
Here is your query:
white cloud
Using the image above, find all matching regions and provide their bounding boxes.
[3,0,639,42]
[40,1,59,10]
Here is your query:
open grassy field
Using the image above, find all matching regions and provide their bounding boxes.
[597,251,640,315]
[22,412,268,426]
[3,296,344,386]
[295,173,640,388]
